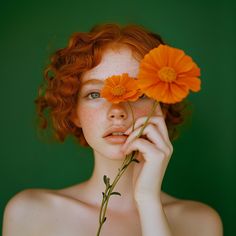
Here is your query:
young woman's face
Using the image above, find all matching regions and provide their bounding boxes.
[74,45,164,160]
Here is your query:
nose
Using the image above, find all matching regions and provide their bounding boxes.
[108,103,128,120]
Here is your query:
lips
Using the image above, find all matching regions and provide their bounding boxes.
[103,126,129,144]
[104,135,128,144]
[102,126,129,138]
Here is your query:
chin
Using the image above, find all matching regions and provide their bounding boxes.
[107,152,126,161]
[101,148,126,161]
[92,142,127,160]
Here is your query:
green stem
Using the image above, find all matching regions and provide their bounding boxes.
[96,152,135,236]
[136,100,159,138]
[96,100,159,236]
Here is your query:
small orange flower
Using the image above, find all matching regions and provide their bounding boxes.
[101,73,142,104]
[137,44,201,104]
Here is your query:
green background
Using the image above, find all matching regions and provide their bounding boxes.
[0,0,235,235]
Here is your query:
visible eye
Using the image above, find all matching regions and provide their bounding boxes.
[87,91,101,99]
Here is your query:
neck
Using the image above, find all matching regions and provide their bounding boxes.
[81,150,138,213]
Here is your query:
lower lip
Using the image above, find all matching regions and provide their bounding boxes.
[104,135,128,144]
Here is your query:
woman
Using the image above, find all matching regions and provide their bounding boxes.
[2,23,223,236]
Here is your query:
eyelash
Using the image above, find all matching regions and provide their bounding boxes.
[86,91,101,99]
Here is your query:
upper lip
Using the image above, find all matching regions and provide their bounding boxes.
[103,126,129,138]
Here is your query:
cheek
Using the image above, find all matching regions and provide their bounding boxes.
[133,101,163,118]
[135,108,150,118]
[78,105,101,136]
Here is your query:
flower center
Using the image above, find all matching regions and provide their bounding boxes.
[158,66,177,82]
[111,86,126,96]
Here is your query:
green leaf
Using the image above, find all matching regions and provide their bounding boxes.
[132,159,140,163]
[103,175,107,185]
[103,175,110,187]
[110,192,121,196]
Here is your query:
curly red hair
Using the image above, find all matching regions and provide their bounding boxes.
[34,23,192,146]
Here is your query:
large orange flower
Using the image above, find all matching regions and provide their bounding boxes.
[101,73,142,104]
[137,44,201,104]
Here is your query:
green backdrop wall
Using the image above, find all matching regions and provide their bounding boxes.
[1,0,235,235]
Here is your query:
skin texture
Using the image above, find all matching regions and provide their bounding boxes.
[2,46,224,236]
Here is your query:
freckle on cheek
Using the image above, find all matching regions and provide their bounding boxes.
[80,107,99,123]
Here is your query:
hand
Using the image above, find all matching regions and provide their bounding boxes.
[121,115,173,202]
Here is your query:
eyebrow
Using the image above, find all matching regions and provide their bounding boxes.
[81,79,104,86]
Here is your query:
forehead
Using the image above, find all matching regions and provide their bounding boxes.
[81,46,140,84]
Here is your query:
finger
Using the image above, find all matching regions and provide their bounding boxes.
[125,115,164,134]
[126,116,169,143]
[127,139,168,198]
[122,124,172,157]
[123,124,166,151]
[125,116,170,144]
[123,138,166,163]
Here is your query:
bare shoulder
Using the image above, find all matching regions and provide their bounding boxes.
[169,198,224,236]
[2,188,60,236]
[3,188,54,213]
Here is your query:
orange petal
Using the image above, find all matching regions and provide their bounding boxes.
[175,55,196,74]
[170,82,189,100]
[138,73,160,87]
[125,80,138,90]
[144,86,162,101]
[142,45,167,69]
[178,64,201,78]
[153,82,169,97]
[151,45,168,68]
[176,76,201,92]
[106,77,118,87]
[120,74,130,84]
[123,90,138,99]
[140,61,161,73]
[143,82,168,101]
[146,83,176,104]
[168,47,186,68]
[127,92,142,101]
[161,87,177,104]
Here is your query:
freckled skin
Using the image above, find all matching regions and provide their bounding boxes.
[74,46,163,160]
